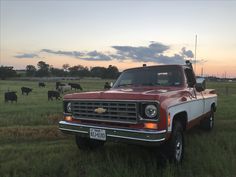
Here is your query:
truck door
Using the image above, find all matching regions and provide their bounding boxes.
[185,68,204,122]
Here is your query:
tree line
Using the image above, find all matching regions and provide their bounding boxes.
[0,61,120,80]
[0,66,17,80]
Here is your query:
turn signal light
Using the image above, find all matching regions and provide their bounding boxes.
[144,123,158,129]
[64,116,72,122]
[168,113,171,127]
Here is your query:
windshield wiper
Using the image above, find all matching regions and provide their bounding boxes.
[141,82,161,86]
[117,83,134,87]
[117,83,161,87]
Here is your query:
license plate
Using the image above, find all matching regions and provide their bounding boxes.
[90,128,106,141]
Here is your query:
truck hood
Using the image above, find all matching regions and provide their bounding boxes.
[64,87,184,101]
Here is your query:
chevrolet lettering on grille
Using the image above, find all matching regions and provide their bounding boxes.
[94,107,107,114]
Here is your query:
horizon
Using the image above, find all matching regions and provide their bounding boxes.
[1,1,236,77]
[9,62,236,79]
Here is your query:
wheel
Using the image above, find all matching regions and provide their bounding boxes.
[201,108,214,131]
[165,121,184,163]
[75,135,105,150]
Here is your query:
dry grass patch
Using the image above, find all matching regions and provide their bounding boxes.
[48,113,63,124]
[0,126,66,141]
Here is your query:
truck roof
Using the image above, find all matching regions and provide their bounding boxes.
[123,64,188,72]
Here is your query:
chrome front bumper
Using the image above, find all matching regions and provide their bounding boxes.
[59,121,167,146]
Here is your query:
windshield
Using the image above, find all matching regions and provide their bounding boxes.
[113,66,183,88]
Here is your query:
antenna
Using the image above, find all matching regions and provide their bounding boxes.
[194,35,197,74]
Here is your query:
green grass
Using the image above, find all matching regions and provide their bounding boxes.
[0,79,236,177]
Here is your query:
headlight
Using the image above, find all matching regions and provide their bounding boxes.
[67,102,72,113]
[145,105,157,118]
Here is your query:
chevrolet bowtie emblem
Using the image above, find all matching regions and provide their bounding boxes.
[94,107,107,114]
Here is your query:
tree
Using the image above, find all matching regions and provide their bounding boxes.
[26,65,36,76]
[36,61,50,77]
[78,66,90,77]
[104,65,119,79]
[62,64,70,71]
[90,65,119,79]
[50,67,66,77]
[68,65,90,77]
[0,66,17,80]
[90,66,107,78]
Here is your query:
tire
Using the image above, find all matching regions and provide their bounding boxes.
[201,108,214,131]
[75,135,105,150]
[165,121,184,164]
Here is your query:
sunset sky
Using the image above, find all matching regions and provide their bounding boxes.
[1,0,236,77]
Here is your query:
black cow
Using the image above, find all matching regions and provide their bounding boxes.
[68,83,83,91]
[21,87,32,95]
[4,91,17,103]
[38,82,46,87]
[48,90,61,100]
[104,82,111,90]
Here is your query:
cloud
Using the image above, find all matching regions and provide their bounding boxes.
[149,42,170,52]
[111,42,193,65]
[150,54,186,64]
[82,51,111,61]
[14,53,39,58]
[41,49,84,58]
[181,47,194,58]
[16,41,194,65]
[41,49,111,61]
[112,42,169,60]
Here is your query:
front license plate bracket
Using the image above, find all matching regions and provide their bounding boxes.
[89,128,106,141]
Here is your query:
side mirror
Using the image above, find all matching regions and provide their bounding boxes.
[110,82,113,87]
[195,78,206,92]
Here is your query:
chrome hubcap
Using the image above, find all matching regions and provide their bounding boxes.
[175,134,183,162]
[210,116,213,128]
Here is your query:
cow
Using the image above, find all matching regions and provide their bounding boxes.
[21,87,33,95]
[104,82,111,90]
[38,82,46,87]
[57,85,71,93]
[4,91,17,103]
[56,82,65,89]
[56,82,60,89]
[68,83,83,91]
[48,90,61,101]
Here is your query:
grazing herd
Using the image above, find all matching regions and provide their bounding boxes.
[56,82,83,93]
[4,81,82,103]
[5,86,34,102]
[4,81,111,103]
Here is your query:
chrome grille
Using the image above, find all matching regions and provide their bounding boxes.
[71,101,138,123]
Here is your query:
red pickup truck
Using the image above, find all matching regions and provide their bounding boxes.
[59,61,217,163]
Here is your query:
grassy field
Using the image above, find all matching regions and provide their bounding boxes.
[0,79,235,177]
